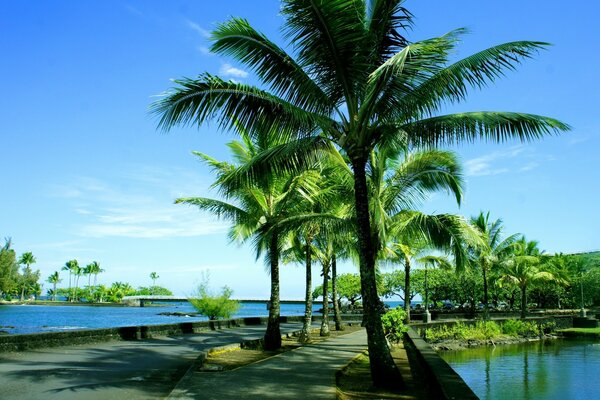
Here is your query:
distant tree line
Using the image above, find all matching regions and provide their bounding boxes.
[0,239,172,303]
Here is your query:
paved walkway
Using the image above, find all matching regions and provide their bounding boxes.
[168,329,368,400]
[0,323,305,400]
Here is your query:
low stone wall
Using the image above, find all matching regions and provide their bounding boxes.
[411,315,574,336]
[404,327,478,400]
[0,314,361,353]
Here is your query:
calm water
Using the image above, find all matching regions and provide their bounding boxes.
[441,338,600,400]
[0,301,316,335]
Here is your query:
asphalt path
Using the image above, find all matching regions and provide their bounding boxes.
[0,323,303,400]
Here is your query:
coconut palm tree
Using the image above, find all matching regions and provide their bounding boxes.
[150,272,159,287]
[176,132,322,350]
[46,271,61,301]
[499,237,555,319]
[469,212,520,319]
[64,259,80,302]
[153,0,569,386]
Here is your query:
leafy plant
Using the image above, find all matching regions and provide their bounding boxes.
[381,307,408,343]
[189,281,240,320]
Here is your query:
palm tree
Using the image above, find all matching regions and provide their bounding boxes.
[46,271,61,301]
[150,272,159,288]
[18,252,36,301]
[176,132,321,350]
[499,237,555,319]
[64,259,80,302]
[153,1,569,386]
[470,212,520,319]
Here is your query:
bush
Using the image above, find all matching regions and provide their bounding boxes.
[189,282,239,320]
[426,321,501,341]
[381,307,408,343]
[501,319,540,337]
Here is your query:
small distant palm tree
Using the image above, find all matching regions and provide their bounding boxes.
[64,260,80,302]
[499,237,555,319]
[150,272,159,290]
[46,271,61,301]
[470,212,520,319]
[84,261,102,287]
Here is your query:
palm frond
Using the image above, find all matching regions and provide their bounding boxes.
[404,41,550,117]
[210,17,333,114]
[401,111,570,147]
[152,74,330,139]
[365,0,412,63]
[281,0,366,112]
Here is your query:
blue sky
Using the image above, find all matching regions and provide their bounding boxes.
[1,1,598,298]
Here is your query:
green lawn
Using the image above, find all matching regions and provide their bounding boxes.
[559,327,600,337]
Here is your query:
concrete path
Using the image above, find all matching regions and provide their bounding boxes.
[0,323,304,400]
[168,329,368,400]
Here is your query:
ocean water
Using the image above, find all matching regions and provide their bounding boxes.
[0,300,406,335]
[0,302,308,335]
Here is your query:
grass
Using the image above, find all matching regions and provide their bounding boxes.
[559,327,600,338]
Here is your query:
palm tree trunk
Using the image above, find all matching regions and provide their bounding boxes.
[404,258,411,323]
[264,232,282,350]
[482,266,490,320]
[331,254,343,331]
[53,282,57,301]
[299,237,313,343]
[320,259,330,337]
[521,285,527,319]
[351,158,403,389]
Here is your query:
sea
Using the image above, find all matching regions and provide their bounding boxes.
[0,300,404,335]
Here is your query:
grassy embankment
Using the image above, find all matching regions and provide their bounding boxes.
[559,327,600,338]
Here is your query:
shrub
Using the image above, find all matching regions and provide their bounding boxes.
[189,282,239,320]
[501,319,540,337]
[381,307,408,343]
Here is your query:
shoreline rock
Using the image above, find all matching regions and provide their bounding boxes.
[430,335,557,351]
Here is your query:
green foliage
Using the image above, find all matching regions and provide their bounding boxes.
[0,239,19,297]
[313,273,362,306]
[425,321,502,341]
[134,286,173,296]
[189,282,240,320]
[381,307,408,343]
[501,319,540,337]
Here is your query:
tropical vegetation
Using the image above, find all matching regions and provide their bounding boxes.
[153,0,568,387]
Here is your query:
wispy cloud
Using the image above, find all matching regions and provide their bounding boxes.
[219,63,249,79]
[197,46,213,56]
[463,146,544,177]
[185,19,211,38]
[49,165,228,239]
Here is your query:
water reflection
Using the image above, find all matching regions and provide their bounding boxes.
[441,339,600,400]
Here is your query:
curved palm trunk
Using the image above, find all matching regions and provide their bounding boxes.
[320,259,330,336]
[404,257,411,323]
[352,158,403,389]
[52,282,57,301]
[332,254,343,331]
[482,266,490,320]
[264,233,282,350]
[299,237,313,343]
[520,284,527,319]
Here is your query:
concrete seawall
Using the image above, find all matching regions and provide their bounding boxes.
[0,314,362,353]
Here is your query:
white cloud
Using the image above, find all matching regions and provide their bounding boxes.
[519,162,539,172]
[185,19,211,38]
[464,146,526,177]
[50,165,228,239]
[197,46,213,56]
[219,63,249,79]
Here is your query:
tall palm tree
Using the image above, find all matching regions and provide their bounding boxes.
[153,0,568,386]
[176,132,321,350]
[499,237,555,319]
[469,212,520,319]
[46,271,61,301]
[64,259,80,302]
[150,272,159,287]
